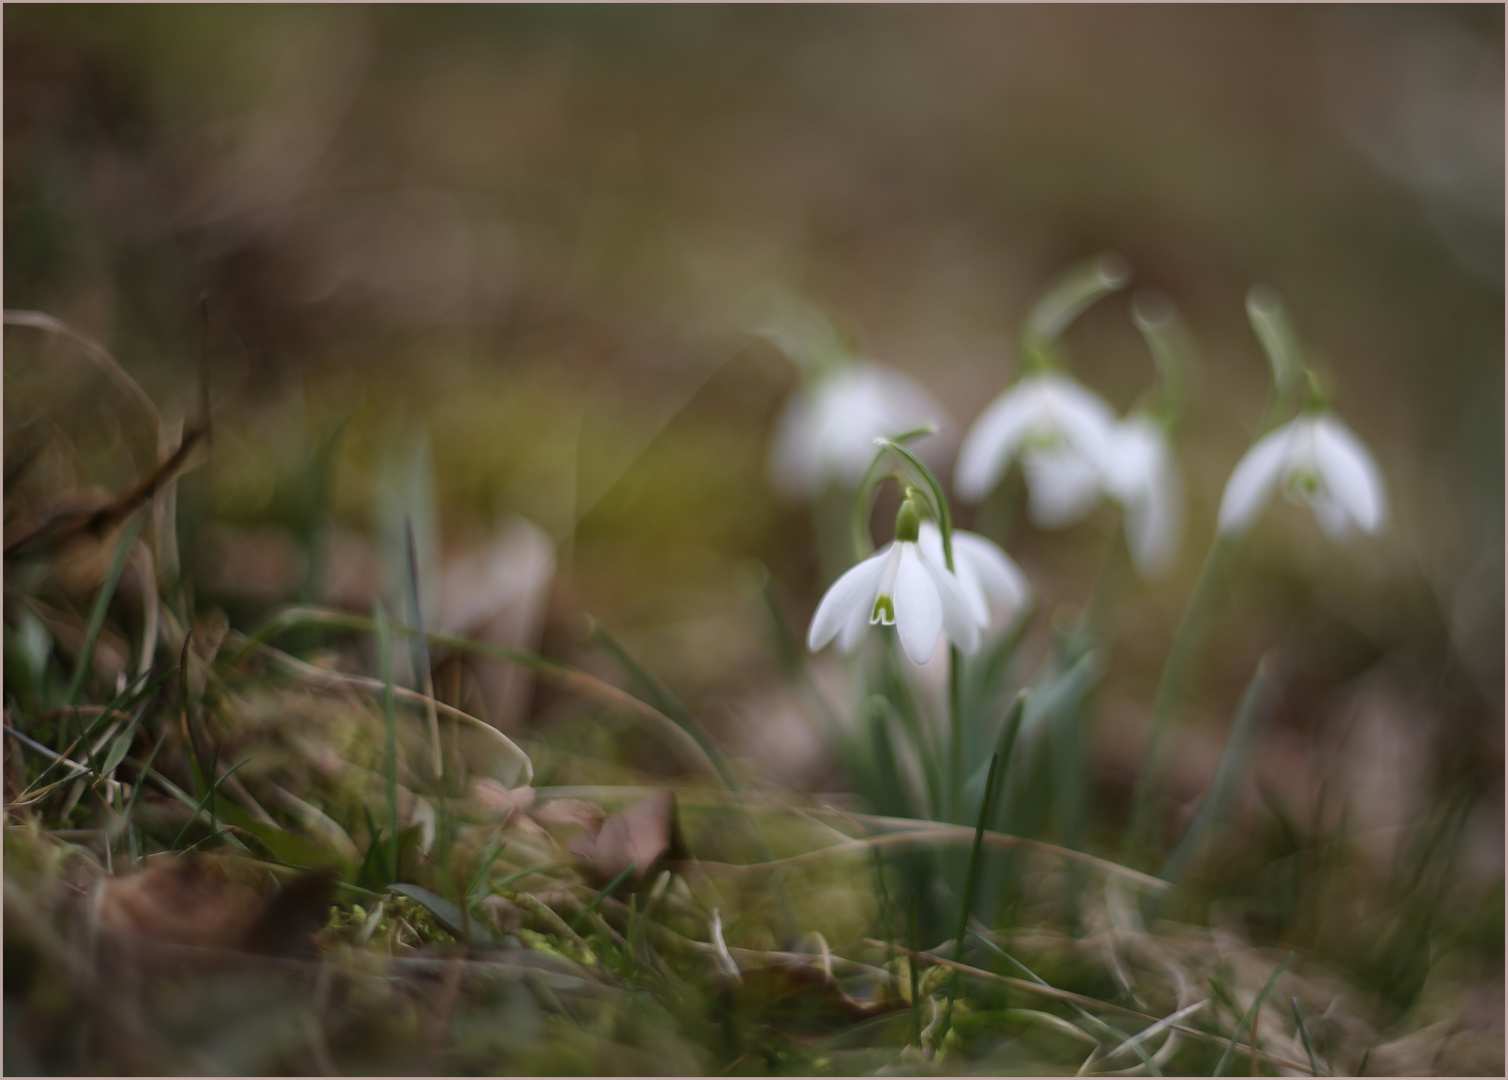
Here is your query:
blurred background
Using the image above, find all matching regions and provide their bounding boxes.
[5,4,1503,1065]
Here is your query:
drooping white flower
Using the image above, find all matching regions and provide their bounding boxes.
[1020,445,1105,528]
[769,362,948,501]
[807,536,980,665]
[1217,412,1387,540]
[954,372,1118,527]
[917,521,1030,628]
[1101,415,1185,577]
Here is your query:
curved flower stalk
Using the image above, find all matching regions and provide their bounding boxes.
[1218,411,1387,540]
[917,521,1029,628]
[953,371,1119,523]
[1102,414,1185,576]
[808,496,979,664]
[769,362,949,501]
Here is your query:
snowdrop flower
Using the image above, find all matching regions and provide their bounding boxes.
[1218,412,1387,540]
[917,521,1030,628]
[954,372,1118,528]
[769,362,948,501]
[1101,415,1184,576]
[808,498,979,664]
[1019,445,1105,528]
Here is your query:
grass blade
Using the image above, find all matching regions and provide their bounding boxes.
[1160,656,1276,883]
[1291,996,1320,1076]
[402,514,443,781]
[63,511,147,709]
[940,751,1002,1042]
[1213,952,1292,1076]
[170,757,251,850]
[375,602,399,880]
[588,617,737,791]
[572,862,637,932]
[907,891,922,1046]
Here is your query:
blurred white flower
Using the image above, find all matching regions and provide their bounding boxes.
[917,521,1030,628]
[1218,412,1387,540]
[954,372,1118,528]
[1102,415,1185,577]
[807,537,979,665]
[1020,445,1105,528]
[769,362,948,501]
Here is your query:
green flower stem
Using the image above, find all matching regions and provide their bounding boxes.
[1072,516,1132,659]
[873,439,954,570]
[948,644,964,819]
[871,439,967,823]
[1122,534,1235,865]
[851,426,937,560]
[940,750,1002,1045]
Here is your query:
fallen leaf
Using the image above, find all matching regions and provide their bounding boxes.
[99,858,263,949]
[99,858,338,959]
[241,867,339,958]
[474,778,535,819]
[568,791,684,888]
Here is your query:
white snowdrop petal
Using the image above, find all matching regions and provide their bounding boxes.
[1312,491,1355,541]
[917,520,947,567]
[1103,417,1162,500]
[1312,416,1387,534]
[952,556,991,626]
[836,600,874,653]
[922,556,981,655]
[769,393,821,500]
[954,386,1038,501]
[954,530,1031,612]
[1128,457,1184,577]
[893,546,944,664]
[777,362,949,500]
[1024,448,1103,528]
[1217,423,1293,535]
[1043,376,1119,470]
[807,546,889,651]
[918,522,990,626]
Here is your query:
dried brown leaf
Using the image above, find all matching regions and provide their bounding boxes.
[568,790,684,887]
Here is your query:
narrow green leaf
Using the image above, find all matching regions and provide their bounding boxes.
[116,732,167,848]
[573,862,637,932]
[1291,996,1321,1077]
[64,511,147,708]
[589,618,737,791]
[99,730,135,777]
[375,600,399,881]
[170,758,251,850]
[466,835,507,904]
[941,753,1001,1044]
[491,862,570,894]
[390,882,494,946]
[1161,656,1276,882]
[1213,952,1292,1076]
[907,892,922,1046]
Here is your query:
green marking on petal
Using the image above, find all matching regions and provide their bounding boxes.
[871,595,896,625]
[1286,470,1320,498]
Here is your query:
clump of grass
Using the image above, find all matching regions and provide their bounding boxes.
[4,309,1498,1077]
